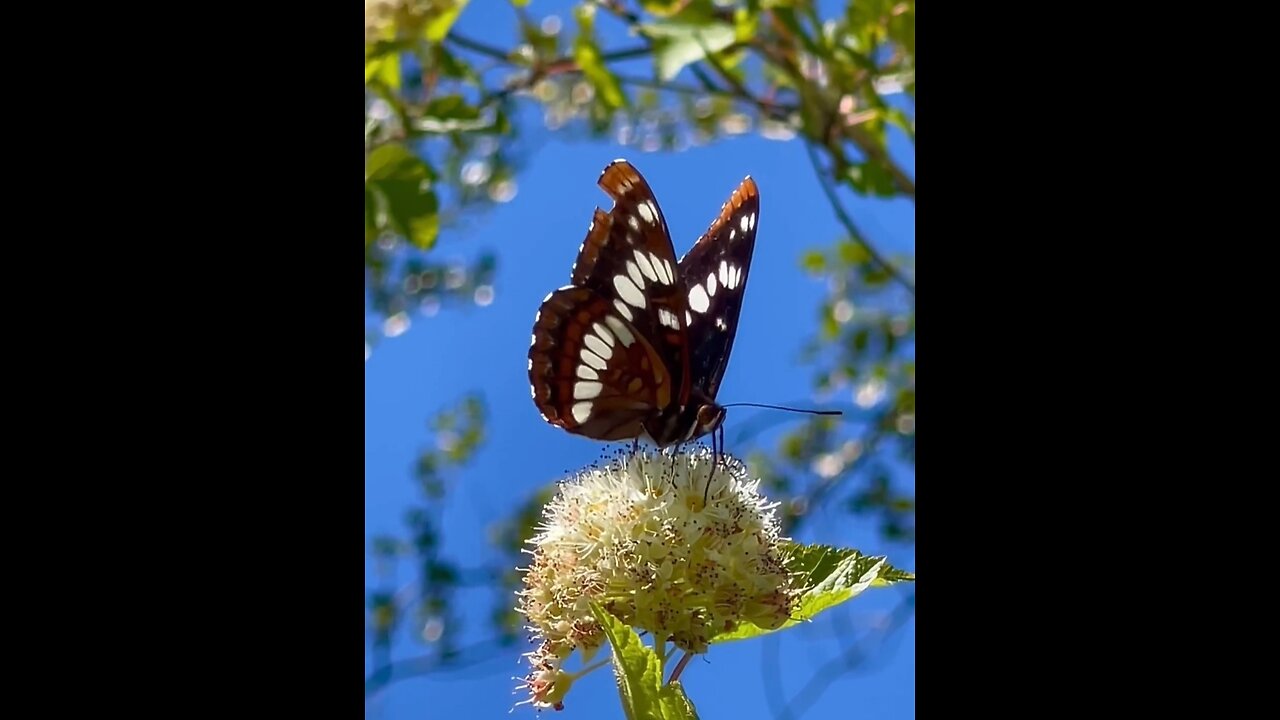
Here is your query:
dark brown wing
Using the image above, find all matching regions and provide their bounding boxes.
[676,175,760,400]
[529,286,675,441]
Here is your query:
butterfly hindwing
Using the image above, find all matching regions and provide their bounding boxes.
[677,176,760,401]
[529,286,676,441]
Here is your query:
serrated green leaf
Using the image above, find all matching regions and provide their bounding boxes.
[366,143,440,249]
[588,602,666,720]
[709,542,912,644]
[574,7,628,110]
[424,0,469,42]
[644,21,736,82]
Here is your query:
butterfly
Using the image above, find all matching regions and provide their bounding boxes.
[528,159,759,460]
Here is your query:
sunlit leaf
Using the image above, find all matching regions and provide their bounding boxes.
[644,20,736,82]
[710,542,912,644]
[425,0,470,42]
[588,602,699,720]
[366,52,401,90]
[366,143,440,249]
[574,7,628,109]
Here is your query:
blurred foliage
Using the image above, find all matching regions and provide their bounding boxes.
[367,393,486,674]
[364,0,915,698]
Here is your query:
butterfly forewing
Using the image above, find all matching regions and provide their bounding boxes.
[676,176,760,401]
[529,286,675,441]
[566,160,692,406]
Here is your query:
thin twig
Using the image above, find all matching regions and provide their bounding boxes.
[804,142,915,295]
[775,594,916,720]
[365,636,512,698]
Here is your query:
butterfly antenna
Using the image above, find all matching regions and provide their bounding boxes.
[721,402,842,416]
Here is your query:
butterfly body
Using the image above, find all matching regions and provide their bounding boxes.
[528,159,759,450]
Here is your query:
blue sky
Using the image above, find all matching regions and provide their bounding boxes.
[366,3,915,718]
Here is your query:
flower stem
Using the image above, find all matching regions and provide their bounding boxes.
[668,652,694,684]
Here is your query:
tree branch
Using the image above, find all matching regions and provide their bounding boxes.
[365,636,512,699]
[775,595,916,720]
[804,142,915,296]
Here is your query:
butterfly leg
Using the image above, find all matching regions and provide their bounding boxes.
[667,445,681,489]
[703,425,722,505]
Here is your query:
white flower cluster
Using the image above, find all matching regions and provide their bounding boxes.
[515,447,798,710]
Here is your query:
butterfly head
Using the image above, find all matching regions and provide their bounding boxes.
[694,401,727,439]
[642,388,726,447]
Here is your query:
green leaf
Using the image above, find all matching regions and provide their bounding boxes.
[365,52,401,91]
[709,542,912,644]
[416,94,496,132]
[365,185,379,246]
[588,602,693,720]
[574,7,628,110]
[658,683,700,720]
[424,0,469,42]
[845,161,898,198]
[643,20,736,82]
[366,143,440,249]
[801,249,827,273]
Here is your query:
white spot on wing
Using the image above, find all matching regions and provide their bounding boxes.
[718,260,729,286]
[614,299,634,321]
[662,258,675,286]
[576,365,599,380]
[685,310,693,325]
[604,316,635,346]
[574,381,603,400]
[613,273,647,308]
[749,212,756,230]
[584,333,612,360]
[592,322,615,346]
[729,228,736,241]
[706,271,717,296]
[648,253,670,284]
[658,307,680,329]
[637,200,657,225]
[715,317,727,330]
[628,215,640,232]
[724,264,741,289]
[740,214,749,233]
[633,249,658,282]
[572,401,593,423]
[580,347,607,370]
[626,260,646,289]
[688,283,710,313]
